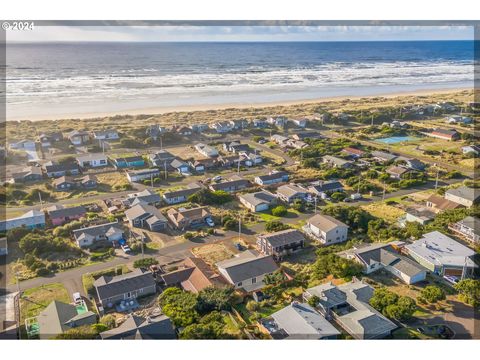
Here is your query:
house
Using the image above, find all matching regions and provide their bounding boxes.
[43,161,81,178]
[189,157,217,173]
[270,134,289,145]
[426,194,463,213]
[303,214,348,245]
[427,128,460,141]
[276,184,307,203]
[308,180,343,199]
[286,139,309,149]
[125,203,168,232]
[0,210,46,232]
[161,257,225,293]
[194,143,219,158]
[10,166,43,183]
[217,155,240,168]
[257,229,306,260]
[209,176,250,193]
[162,183,203,205]
[400,206,436,226]
[76,153,108,168]
[94,268,157,308]
[9,139,36,150]
[216,250,279,292]
[38,132,62,147]
[241,152,263,166]
[260,302,340,339]
[79,174,98,189]
[67,130,90,145]
[444,186,479,208]
[166,206,211,229]
[435,101,457,112]
[210,121,233,133]
[92,129,119,140]
[46,205,86,226]
[176,126,192,136]
[401,158,426,171]
[449,216,479,245]
[100,313,175,340]
[111,156,145,169]
[304,280,397,339]
[462,145,480,155]
[404,231,476,277]
[385,165,411,179]
[229,119,249,130]
[170,159,190,175]
[252,118,267,128]
[37,300,97,340]
[126,168,160,183]
[267,116,287,128]
[146,125,168,140]
[322,155,353,169]
[254,171,289,186]
[190,123,210,133]
[291,132,322,141]
[291,118,308,128]
[371,150,397,163]
[72,221,124,248]
[53,176,76,191]
[342,147,366,159]
[223,141,250,153]
[446,115,472,124]
[0,237,7,256]
[238,190,277,212]
[127,189,162,206]
[340,243,427,284]
[149,150,176,167]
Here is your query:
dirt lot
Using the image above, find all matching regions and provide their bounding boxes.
[191,243,234,267]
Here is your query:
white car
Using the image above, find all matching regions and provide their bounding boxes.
[212,175,222,182]
[121,244,132,254]
[205,217,215,227]
[72,292,82,304]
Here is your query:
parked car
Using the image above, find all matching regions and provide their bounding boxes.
[234,242,243,251]
[205,217,215,227]
[258,139,267,144]
[212,175,222,182]
[72,292,82,304]
[121,244,132,254]
[351,193,362,200]
[443,275,459,285]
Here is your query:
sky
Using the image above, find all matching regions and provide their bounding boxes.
[6,25,474,42]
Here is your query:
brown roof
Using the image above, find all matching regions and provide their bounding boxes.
[166,206,210,226]
[386,166,410,176]
[343,147,365,156]
[426,194,463,211]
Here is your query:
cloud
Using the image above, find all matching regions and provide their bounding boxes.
[6,24,474,42]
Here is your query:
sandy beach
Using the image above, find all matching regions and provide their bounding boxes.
[6,86,472,122]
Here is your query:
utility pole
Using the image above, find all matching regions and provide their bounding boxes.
[314,196,317,213]
[238,214,242,242]
[160,135,163,150]
[151,173,154,188]
[371,115,374,127]
[38,191,43,209]
[435,168,439,190]
[164,161,168,180]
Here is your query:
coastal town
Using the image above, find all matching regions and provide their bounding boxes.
[0,91,478,340]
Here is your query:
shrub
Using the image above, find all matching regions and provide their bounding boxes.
[271,205,287,217]
[419,285,446,304]
[264,221,291,232]
[183,232,194,240]
[246,300,259,312]
[133,257,159,269]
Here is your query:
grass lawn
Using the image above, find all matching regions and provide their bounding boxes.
[257,208,302,223]
[96,172,131,190]
[20,283,70,322]
[360,202,405,223]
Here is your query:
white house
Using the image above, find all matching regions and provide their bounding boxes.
[92,129,119,140]
[238,190,277,212]
[444,186,479,208]
[303,214,348,245]
[194,143,219,158]
[462,145,480,155]
[76,153,108,168]
[126,168,161,183]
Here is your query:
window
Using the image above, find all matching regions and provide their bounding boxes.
[237,282,242,287]
[252,277,257,284]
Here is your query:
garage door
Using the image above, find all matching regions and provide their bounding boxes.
[444,268,463,276]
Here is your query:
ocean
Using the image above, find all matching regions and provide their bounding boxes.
[5,41,475,120]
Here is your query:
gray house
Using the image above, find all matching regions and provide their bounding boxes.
[94,269,157,308]
[100,313,176,340]
[124,203,168,232]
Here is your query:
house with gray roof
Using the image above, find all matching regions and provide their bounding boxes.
[216,250,279,292]
[260,302,340,339]
[304,280,397,339]
[340,243,427,284]
[257,229,306,260]
[46,205,86,226]
[405,231,476,277]
[37,300,96,339]
[94,269,156,308]
[10,166,43,183]
[162,182,203,205]
[371,150,397,163]
[125,203,168,232]
[238,190,277,212]
[72,221,124,248]
[276,184,307,203]
[76,153,108,168]
[449,216,479,245]
[149,149,176,167]
[0,210,46,232]
[254,171,289,186]
[303,214,348,245]
[209,176,250,193]
[308,180,343,198]
[100,313,176,340]
[322,155,353,169]
[127,189,161,206]
[445,186,479,208]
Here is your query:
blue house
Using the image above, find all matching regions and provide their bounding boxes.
[0,210,46,232]
[111,156,145,169]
